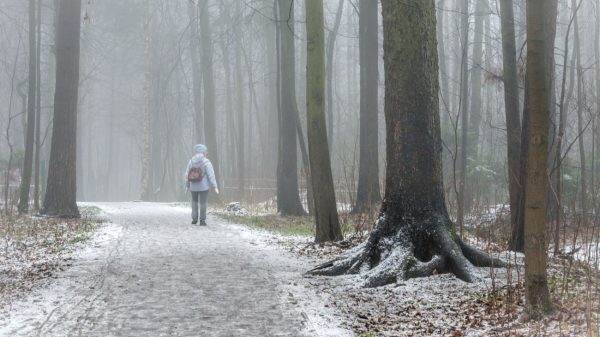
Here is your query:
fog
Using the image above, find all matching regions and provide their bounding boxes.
[0,0,599,219]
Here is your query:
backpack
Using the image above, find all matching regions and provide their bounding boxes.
[187,166,204,182]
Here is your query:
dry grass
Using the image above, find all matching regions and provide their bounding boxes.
[0,206,103,309]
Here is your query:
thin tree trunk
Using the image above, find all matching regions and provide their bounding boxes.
[306,0,342,243]
[199,0,220,190]
[457,0,470,236]
[571,0,586,216]
[18,0,38,214]
[325,0,344,150]
[500,0,523,251]
[234,1,245,196]
[4,37,23,214]
[189,0,204,145]
[353,0,381,213]
[140,0,151,200]
[523,0,553,318]
[34,0,42,210]
[467,0,486,209]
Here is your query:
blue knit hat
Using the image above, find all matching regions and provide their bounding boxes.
[194,144,207,153]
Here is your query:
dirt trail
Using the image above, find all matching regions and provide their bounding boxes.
[0,202,350,337]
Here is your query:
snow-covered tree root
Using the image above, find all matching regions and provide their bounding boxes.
[308,214,506,288]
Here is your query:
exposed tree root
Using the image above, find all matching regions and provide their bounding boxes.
[308,215,506,287]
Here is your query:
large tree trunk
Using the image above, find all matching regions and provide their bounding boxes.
[311,0,504,287]
[276,0,305,215]
[306,0,342,243]
[41,0,81,218]
[500,0,523,250]
[199,0,220,190]
[18,0,38,214]
[353,0,381,213]
[523,0,554,318]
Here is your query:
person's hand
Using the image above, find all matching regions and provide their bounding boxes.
[214,188,220,195]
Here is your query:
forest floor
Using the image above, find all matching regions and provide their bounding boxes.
[0,202,351,337]
[222,208,600,337]
[1,202,598,336]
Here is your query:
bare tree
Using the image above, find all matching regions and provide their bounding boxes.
[523,0,553,318]
[306,0,342,243]
[276,0,305,215]
[311,0,503,286]
[18,0,38,213]
[353,0,381,213]
[325,0,344,149]
[499,0,522,250]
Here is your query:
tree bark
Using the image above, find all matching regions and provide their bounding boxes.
[306,0,342,243]
[511,0,558,253]
[353,0,381,213]
[41,0,81,218]
[311,0,504,286]
[18,0,38,214]
[499,0,523,250]
[523,0,554,318]
[325,0,344,150]
[276,0,305,215]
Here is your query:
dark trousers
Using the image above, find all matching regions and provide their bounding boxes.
[191,190,209,221]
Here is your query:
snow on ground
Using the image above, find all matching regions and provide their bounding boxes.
[0,202,351,337]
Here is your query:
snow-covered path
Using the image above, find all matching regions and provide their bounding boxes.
[0,202,349,337]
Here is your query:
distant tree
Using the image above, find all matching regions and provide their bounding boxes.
[41,0,81,218]
[276,0,305,215]
[34,0,42,211]
[571,0,586,216]
[199,0,220,190]
[18,0,38,214]
[353,0,381,213]
[306,0,342,243]
[467,0,486,206]
[325,0,344,149]
[311,0,503,285]
[187,0,203,145]
[140,0,151,201]
[523,0,553,318]
[234,1,245,196]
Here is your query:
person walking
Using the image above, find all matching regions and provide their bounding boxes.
[185,144,219,225]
